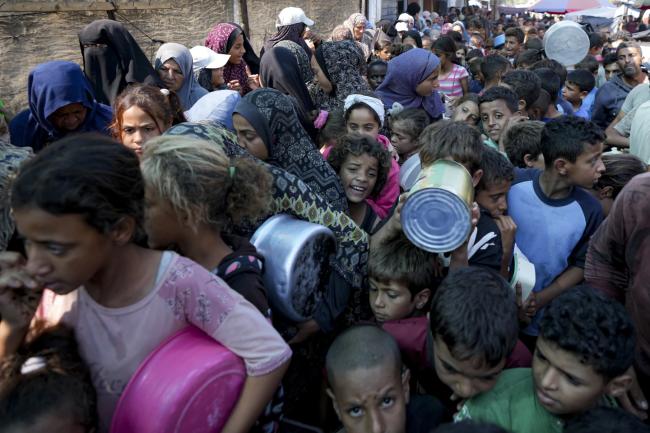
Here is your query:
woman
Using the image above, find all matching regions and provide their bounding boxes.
[309,40,373,112]
[261,7,312,58]
[343,13,374,60]
[233,88,347,211]
[260,45,316,137]
[9,61,113,152]
[154,43,207,111]
[205,22,260,95]
[375,48,444,121]
[275,40,314,83]
[78,19,163,106]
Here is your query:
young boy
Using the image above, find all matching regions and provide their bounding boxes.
[475,148,516,278]
[479,55,511,93]
[502,69,541,112]
[479,86,520,151]
[503,27,524,63]
[533,68,563,120]
[326,325,446,433]
[368,232,441,374]
[456,286,636,433]
[563,69,596,120]
[367,60,388,91]
[502,121,545,169]
[507,116,605,345]
[430,267,524,403]
[564,406,649,433]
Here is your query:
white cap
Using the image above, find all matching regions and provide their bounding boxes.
[395,22,409,32]
[190,46,230,73]
[276,7,314,28]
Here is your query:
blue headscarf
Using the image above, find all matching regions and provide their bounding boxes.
[375,48,444,120]
[9,61,113,152]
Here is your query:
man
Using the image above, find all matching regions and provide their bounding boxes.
[591,42,647,129]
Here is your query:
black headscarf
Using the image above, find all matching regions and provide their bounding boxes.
[261,23,311,59]
[403,30,423,48]
[260,45,315,136]
[78,19,163,106]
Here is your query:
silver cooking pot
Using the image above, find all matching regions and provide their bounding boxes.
[251,214,336,323]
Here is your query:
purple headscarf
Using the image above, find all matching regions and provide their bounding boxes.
[375,48,444,120]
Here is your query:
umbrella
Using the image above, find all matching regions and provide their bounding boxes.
[565,5,617,18]
[531,0,613,13]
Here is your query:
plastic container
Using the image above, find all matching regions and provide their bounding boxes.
[251,214,336,322]
[110,326,246,433]
[543,20,589,67]
[401,160,474,253]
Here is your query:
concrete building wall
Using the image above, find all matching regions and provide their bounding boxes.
[0,0,357,117]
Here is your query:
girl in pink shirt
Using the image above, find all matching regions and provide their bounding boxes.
[433,36,469,108]
[0,134,291,433]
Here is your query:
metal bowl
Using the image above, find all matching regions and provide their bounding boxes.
[251,214,336,322]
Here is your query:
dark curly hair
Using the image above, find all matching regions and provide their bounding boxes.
[327,134,391,199]
[541,116,605,169]
[540,285,636,378]
[0,325,97,431]
[502,69,541,108]
[430,267,519,368]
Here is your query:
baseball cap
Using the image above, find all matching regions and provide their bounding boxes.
[190,46,230,73]
[276,7,314,28]
[395,22,409,32]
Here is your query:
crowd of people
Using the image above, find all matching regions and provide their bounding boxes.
[1,3,650,433]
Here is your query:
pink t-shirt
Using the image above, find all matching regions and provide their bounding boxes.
[37,252,291,432]
[438,64,469,99]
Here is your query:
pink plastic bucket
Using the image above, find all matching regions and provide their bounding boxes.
[110,326,246,433]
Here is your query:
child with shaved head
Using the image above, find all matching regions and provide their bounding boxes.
[326,325,445,433]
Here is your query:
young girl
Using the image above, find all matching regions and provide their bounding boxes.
[375,48,445,122]
[205,23,261,95]
[339,94,400,219]
[111,84,185,156]
[327,134,391,234]
[455,43,467,67]
[433,36,469,109]
[389,107,430,163]
[0,325,97,432]
[0,135,291,433]
[154,43,208,110]
[374,37,393,62]
[450,93,480,127]
[140,136,272,315]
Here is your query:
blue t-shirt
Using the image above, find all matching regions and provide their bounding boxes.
[508,169,604,335]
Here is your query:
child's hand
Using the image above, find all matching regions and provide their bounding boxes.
[227,79,242,93]
[515,283,536,325]
[502,113,530,140]
[247,74,260,90]
[387,193,408,235]
[288,319,320,345]
[0,253,43,329]
[450,392,467,412]
[495,215,517,252]
[619,367,648,420]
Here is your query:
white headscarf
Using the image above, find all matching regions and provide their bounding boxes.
[344,94,385,126]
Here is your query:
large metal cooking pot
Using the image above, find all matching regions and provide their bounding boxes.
[251,214,336,323]
[401,159,474,253]
[544,20,589,67]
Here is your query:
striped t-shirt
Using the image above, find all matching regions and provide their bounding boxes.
[438,64,469,99]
